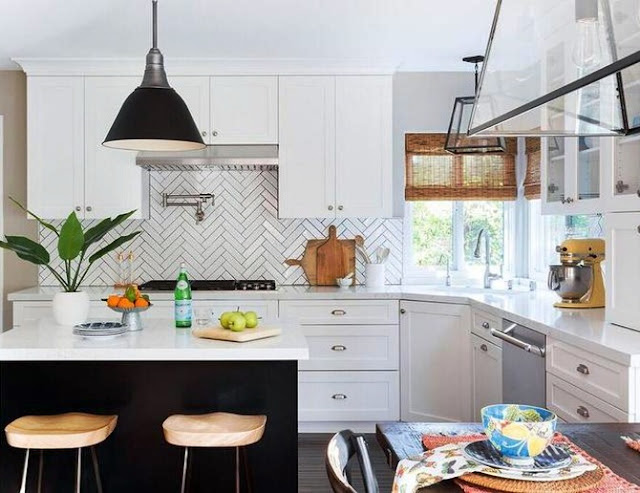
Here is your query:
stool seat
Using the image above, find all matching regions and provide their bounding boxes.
[163,412,266,448]
[5,412,118,450]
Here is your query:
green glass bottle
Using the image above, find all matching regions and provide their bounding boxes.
[174,262,192,328]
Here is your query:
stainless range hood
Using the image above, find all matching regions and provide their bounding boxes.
[136,145,278,171]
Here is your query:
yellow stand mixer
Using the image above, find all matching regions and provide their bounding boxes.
[547,238,605,309]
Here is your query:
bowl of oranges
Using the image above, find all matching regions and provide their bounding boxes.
[105,285,151,331]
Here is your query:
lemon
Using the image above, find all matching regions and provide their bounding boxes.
[527,436,548,456]
[501,423,529,441]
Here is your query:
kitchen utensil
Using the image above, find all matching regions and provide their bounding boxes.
[284,239,325,285]
[463,440,572,472]
[107,304,152,332]
[355,236,372,263]
[73,322,128,338]
[192,325,282,342]
[344,272,354,279]
[377,247,390,264]
[316,226,345,285]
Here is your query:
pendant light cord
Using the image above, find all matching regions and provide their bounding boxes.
[152,0,158,49]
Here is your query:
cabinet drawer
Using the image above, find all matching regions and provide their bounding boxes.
[547,339,629,411]
[546,374,630,423]
[280,300,398,325]
[471,308,502,346]
[299,325,398,371]
[298,371,399,421]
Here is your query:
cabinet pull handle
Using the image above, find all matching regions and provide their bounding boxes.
[86,206,92,212]
[400,308,406,314]
[328,205,334,211]
[637,225,640,235]
[636,189,640,198]
[212,130,218,137]
[576,363,590,375]
[338,205,344,211]
[331,309,346,316]
[331,345,347,352]
[75,206,82,212]
[482,322,490,329]
[201,130,207,137]
[480,344,488,352]
[332,393,347,400]
[576,406,590,418]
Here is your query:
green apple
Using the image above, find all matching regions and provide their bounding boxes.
[227,313,247,332]
[244,311,259,329]
[219,311,234,329]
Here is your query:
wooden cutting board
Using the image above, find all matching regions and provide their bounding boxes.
[192,325,282,343]
[284,239,325,285]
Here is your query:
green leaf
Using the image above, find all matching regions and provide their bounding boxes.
[58,212,84,260]
[88,232,140,264]
[1,236,50,265]
[82,210,137,251]
[9,196,59,237]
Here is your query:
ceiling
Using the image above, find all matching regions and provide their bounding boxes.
[0,0,496,71]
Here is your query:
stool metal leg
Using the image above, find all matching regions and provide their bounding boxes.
[242,447,253,493]
[235,447,240,493]
[90,446,103,493]
[37,450,43,493]
[75,448,82,493]
[19,449,30,493]
[180,447,189,493]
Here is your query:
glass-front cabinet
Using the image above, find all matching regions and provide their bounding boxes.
[603,135,640,212]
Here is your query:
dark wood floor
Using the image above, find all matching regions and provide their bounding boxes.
[298,433,395,492]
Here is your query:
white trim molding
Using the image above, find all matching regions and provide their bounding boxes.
[13,57,398,76]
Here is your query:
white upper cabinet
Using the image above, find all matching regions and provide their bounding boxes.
[603,135,640,212]
[27,77,84,218]
[335,76,392,218]
[210,76,278,144]
[170,76,210,142]
[278,75,393,219]
[84,77,144,219]
[278,76,336,219]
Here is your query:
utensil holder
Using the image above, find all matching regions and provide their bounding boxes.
[365,263,385,288]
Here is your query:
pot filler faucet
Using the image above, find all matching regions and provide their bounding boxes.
[474,228,501,289]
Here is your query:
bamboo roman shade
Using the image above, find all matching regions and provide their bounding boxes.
[524,138,541,200]
[405,134,517,201]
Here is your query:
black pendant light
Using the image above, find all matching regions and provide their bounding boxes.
[103,0,205,151]
[445,55,506,154]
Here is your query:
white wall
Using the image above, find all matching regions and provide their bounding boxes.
[392,71,474,216]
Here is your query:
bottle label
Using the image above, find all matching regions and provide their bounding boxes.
[176,280,189,290]
[175,299,192,323]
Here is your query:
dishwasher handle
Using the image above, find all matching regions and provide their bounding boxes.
[490,327,546,357]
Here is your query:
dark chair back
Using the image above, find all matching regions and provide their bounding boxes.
[325,430,380,493]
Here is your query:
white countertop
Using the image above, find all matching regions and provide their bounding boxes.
[0,318,309,362]
[9,284,640,366]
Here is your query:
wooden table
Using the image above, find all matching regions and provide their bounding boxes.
[376,422,640,491]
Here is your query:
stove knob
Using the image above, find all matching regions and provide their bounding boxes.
[253,285,260,290]
[241,285,247,290]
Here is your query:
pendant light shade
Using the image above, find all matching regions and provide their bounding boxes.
[445,55,506,154]
[103,1,205,151]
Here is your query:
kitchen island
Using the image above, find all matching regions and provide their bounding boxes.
[0,319,309,493]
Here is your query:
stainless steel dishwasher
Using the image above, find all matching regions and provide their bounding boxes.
[490,319,546,408]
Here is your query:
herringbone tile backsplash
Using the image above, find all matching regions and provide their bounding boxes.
[39,170,403,286]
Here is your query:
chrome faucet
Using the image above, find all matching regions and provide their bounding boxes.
[474,228,501,289]
[438,254,451,287]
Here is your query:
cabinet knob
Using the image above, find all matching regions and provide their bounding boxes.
[86,206,92,212]
[565,197,574,204]
[480,344,488,352]
[482,322,490,329]
[576,405,590,418]
[75,206,81,212]
[201,131,207,137]
[400,308,406,314]
[212,130,218,137]
[328,205,334,211]
[331,345,347,352]
[331,309,346,316]
[637,225,640,234]
[331,393,347,400]
[636,189,640,198]
[576,363,590,375]
[338,205,344,211]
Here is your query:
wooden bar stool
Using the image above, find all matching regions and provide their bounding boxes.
[162,412,266,493]
[4,412,118,493]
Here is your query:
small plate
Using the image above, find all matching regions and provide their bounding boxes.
[463,440,572,473]
[73,322,128,338]
[479,466,587,482]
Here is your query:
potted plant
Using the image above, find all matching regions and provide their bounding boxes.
[0,199,141,326]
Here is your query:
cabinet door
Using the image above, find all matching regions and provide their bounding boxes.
[210,76,278,144]
[27,77,84,219]
[170,76,210,143]
[605,212,640,331]
[400,300,471,422]
[84,77,145,219]
[604,135,640,212]
[471,334,502,421]
[335,76,392,218]
[278,76,336,219]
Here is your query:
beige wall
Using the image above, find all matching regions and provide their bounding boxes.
[0,71,37,329]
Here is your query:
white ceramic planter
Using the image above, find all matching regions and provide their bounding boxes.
[52,291,90,326]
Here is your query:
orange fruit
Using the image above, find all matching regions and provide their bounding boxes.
[134,298,149,308]
[117,298,135,309]
[107,295,121,308]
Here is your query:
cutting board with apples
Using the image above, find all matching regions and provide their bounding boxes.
[192,325,282,343]
[284,226,361,286]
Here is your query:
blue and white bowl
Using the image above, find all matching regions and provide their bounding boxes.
[481,404,557,466]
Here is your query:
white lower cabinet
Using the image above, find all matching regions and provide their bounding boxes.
[471,334,502,421]
[400,300,472,422]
